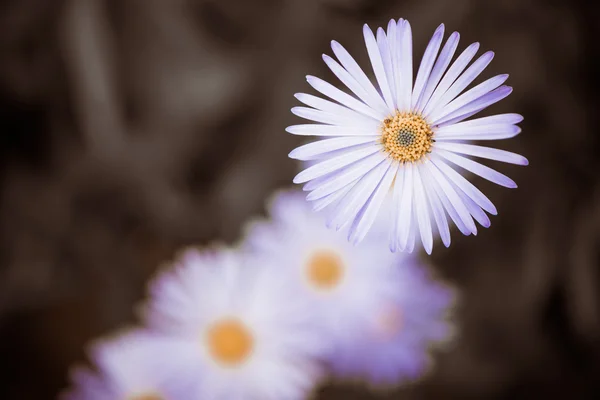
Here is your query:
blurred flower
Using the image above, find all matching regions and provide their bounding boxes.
[287,19,528,254]
[328,259,455,388]
[61,330,190,400]
[141,247,326,400]
[244,190,401,352]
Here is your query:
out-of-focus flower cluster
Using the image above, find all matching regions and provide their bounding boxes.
[62,190,455,400]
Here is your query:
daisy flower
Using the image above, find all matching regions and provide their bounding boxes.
[61,330,191,400]
[328,258,455,387]
[244,190,401,350]
[287,19,528,254]
[142,247,326,400]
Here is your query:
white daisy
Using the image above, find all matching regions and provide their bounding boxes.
[287,19,528,254]
[61,330,191,400]
[244,190,401,350]
[142,247,326,400]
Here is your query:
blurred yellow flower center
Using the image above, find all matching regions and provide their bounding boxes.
[381,112,433,162]
[129,393,163,400]
[306,250,344,289]
[206,318,254,366]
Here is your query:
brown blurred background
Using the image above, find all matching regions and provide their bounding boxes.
[0,0,599,398]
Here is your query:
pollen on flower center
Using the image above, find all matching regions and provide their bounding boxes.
[381,112,434,162]
[306,250,344,290]
[206,318,254,366]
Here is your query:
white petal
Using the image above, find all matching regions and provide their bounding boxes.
[292,106,343,126]
[322,54,387,115]
[397,19,413,110]
[294,93,380,125]
[430,155,497,215]
[431,73,507,123]
[348,160,395,244]
[435,123,521,141]
[289,136,377,160]
[388,19,403,110]
[303,173,327,191]
[434,85,513,126]
[406,213,417,253]
[426,159,477,235]
[422,42,480,117]
[363,25,395,112]
[437,108,484,127]
[303,156,381,190]
[312,183,354,212]
[436,148,517,188]
[398,162,414,251]
[453,182,491,228]
[435,142,529,165]
[389,164,404,252]
[306,76,385,120]
[327,160,391,230]
[286,124,378,137]
[330,41,389,114]
[425,163,472,236]
[290,106,377,129]
[377,27,397,108]
[293,145,382,183]
[413,165,433,254]
[412,24,444,110]
[446,113,523,128]
[428,51,495,119]
[306,152,384,200]
[416,31,460,112]
[420,165,451,247]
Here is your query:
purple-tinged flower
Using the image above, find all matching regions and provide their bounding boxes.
[328,259,455,388]
[287,19,528,254]
[141,247,326,400]
[61,330,192,400]
[244,190,401,351]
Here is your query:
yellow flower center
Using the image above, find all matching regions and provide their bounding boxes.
[128,393,163,400]
[306,250,344,290]
[206,318,254,366]
[381,112,434,162]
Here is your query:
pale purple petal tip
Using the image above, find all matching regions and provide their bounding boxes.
[292,174,303,184]
[443,236,451,248]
